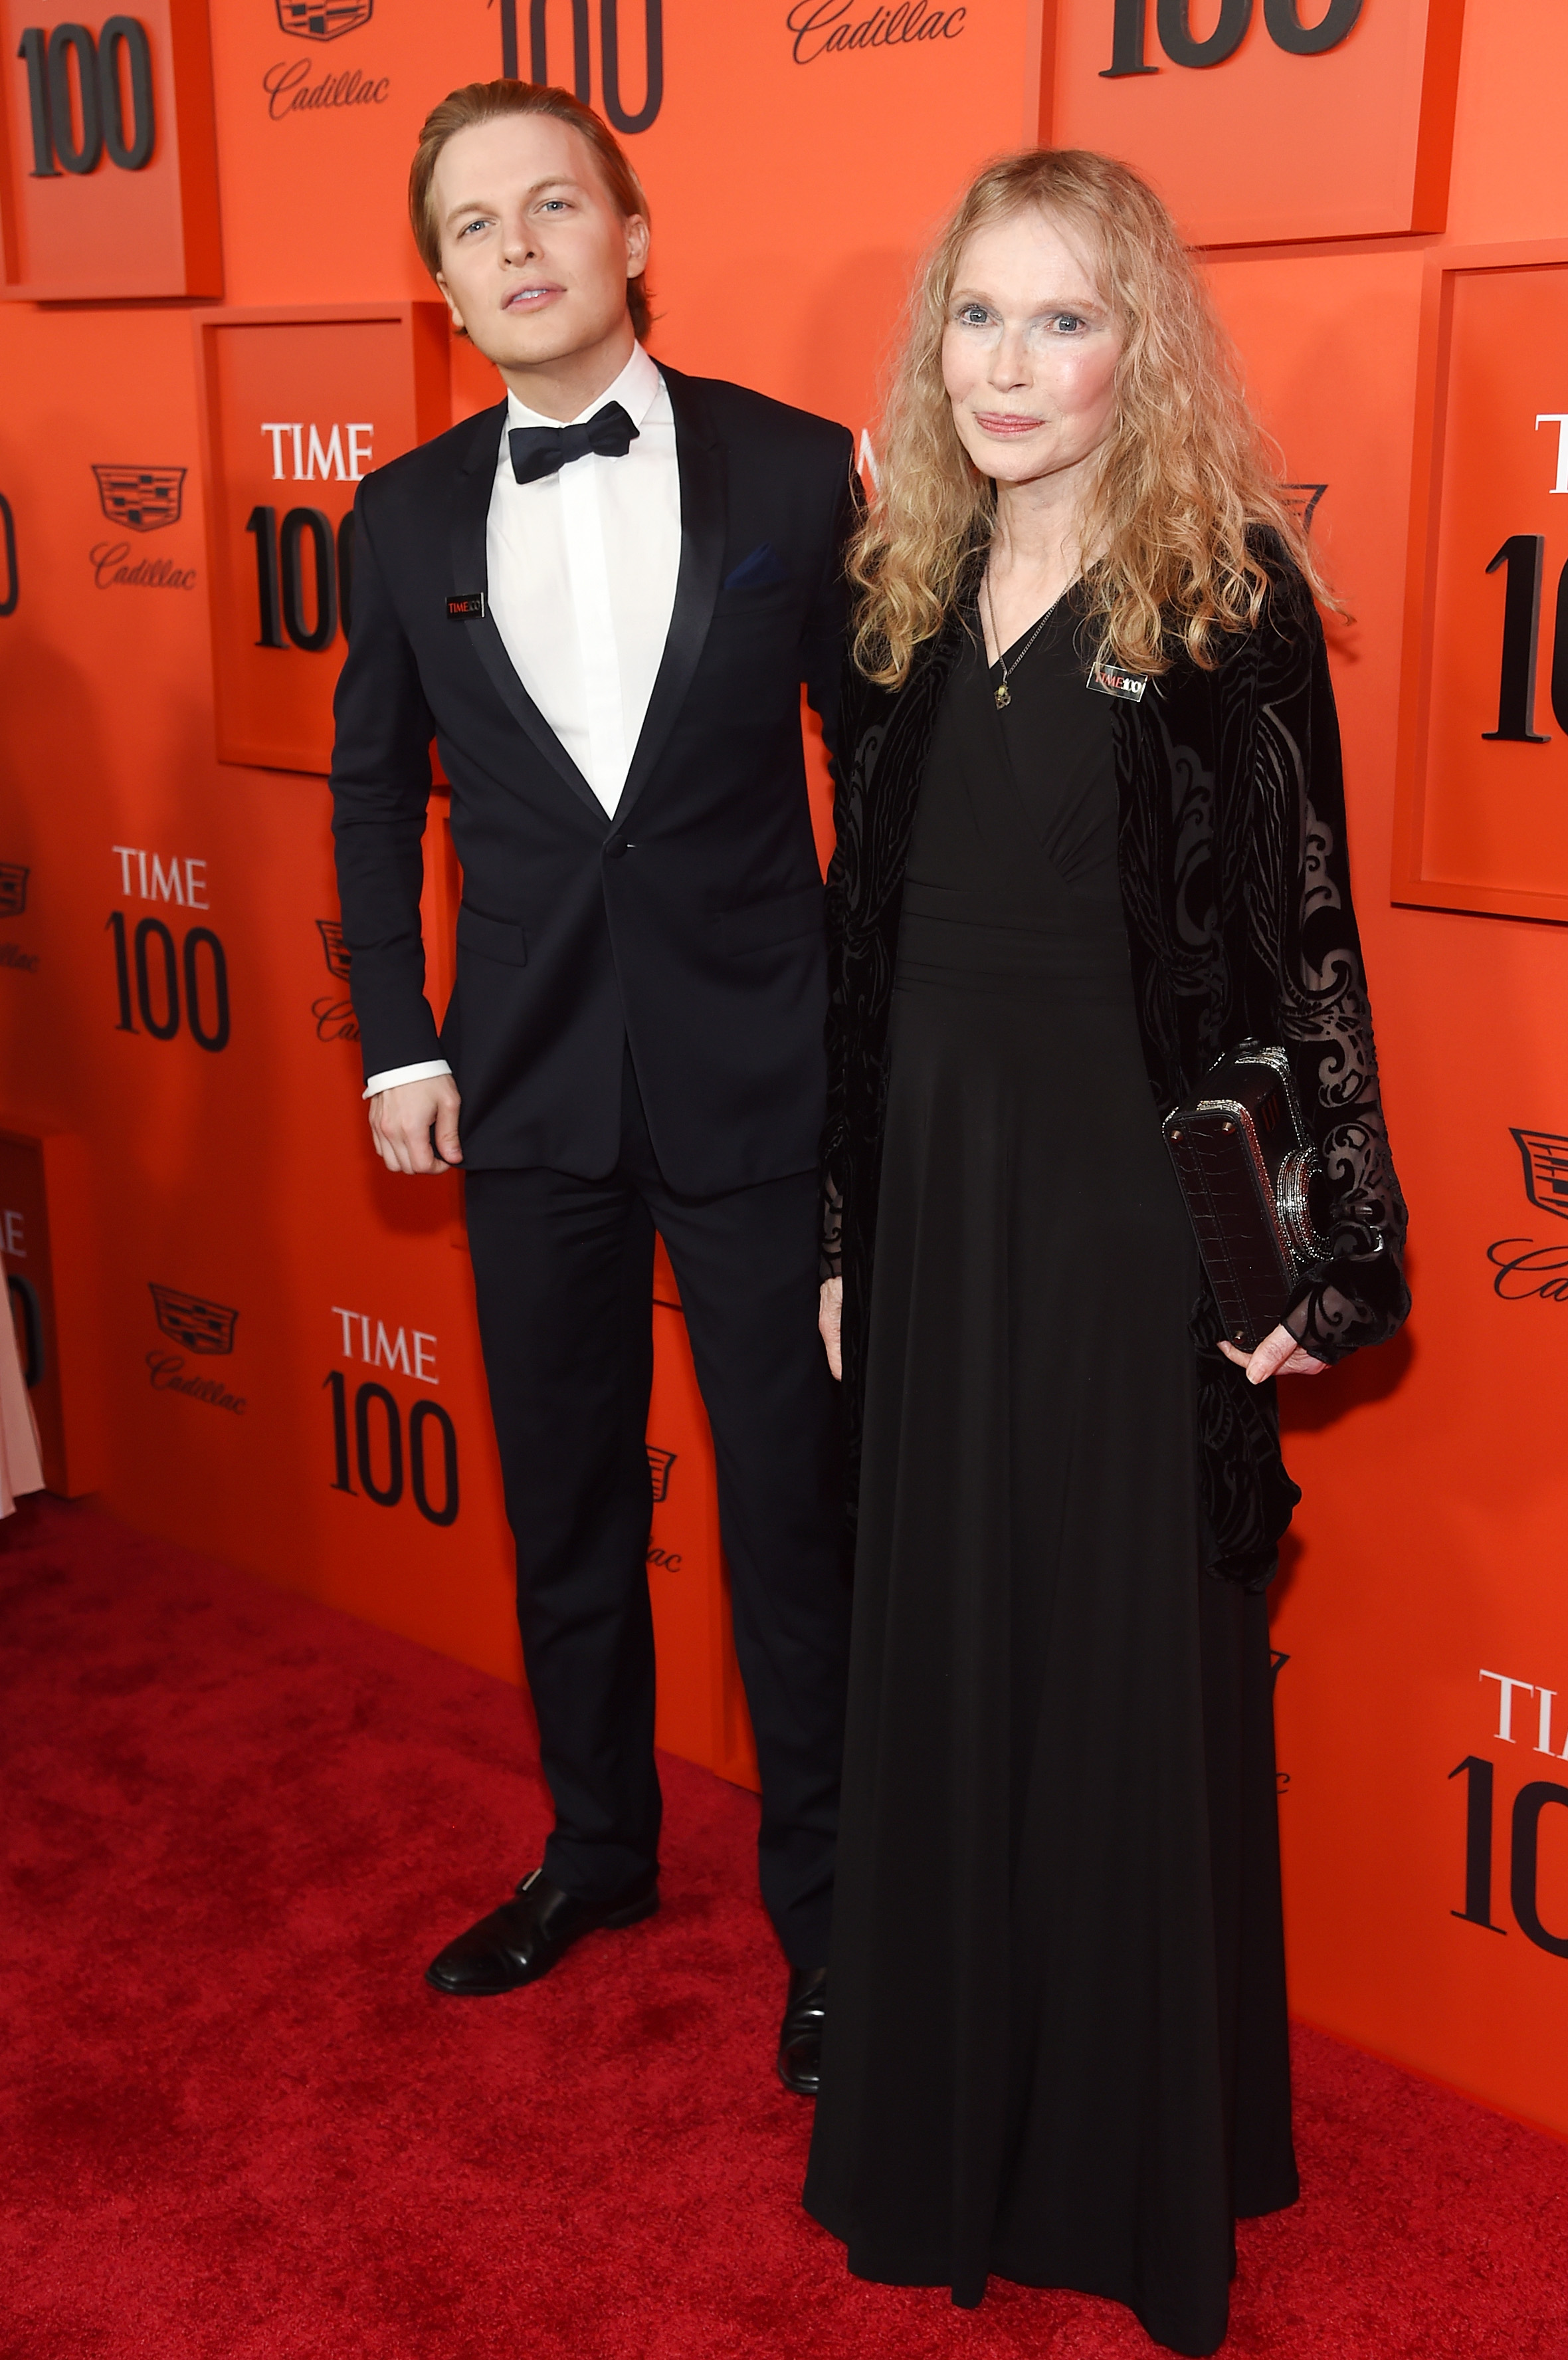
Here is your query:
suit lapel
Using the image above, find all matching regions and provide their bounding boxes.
[613,365,728,827]
[448,401,603,823]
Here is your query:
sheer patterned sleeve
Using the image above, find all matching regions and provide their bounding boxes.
[1250,583,1411,1364]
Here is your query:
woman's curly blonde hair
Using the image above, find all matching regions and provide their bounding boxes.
[851,147,1336,686]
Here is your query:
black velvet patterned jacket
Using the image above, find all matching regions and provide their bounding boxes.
[821,552,1410,1587]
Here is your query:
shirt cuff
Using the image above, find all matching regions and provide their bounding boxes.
[362,1060,453,1101]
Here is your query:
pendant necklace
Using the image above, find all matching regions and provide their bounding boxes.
[984,572,1057,710]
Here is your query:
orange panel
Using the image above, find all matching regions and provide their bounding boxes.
[1049,0,1464,245]
[1445,4,1568,247]
[193,302,450,774]
[1395,242,1568,923]
[0,0,221,298]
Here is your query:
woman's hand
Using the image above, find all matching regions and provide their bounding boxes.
[819,1277,843,1381]
[1219,1325,1327,1384]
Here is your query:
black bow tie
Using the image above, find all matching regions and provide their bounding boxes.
[508,401,639,486]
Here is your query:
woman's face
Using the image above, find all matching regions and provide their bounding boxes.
[941,208,1122,494]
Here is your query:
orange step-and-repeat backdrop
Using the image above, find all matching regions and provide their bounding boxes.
[3,0,1568,2141]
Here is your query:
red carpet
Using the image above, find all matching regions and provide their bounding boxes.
[3,1496,1566,2360]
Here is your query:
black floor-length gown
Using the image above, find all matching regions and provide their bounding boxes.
[804,602,1299,2358]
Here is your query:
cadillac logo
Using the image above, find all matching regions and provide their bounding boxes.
[1512,1128,1568,1222]
[0,863,27,917]
[149,1285,239,1355]
[276,0,372,37]
[316,918,351,981]
[92,466,186,534]
[312,918,356,1041]
[646,1446,676,1503]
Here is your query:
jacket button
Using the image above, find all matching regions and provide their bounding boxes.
[604,839,627,860]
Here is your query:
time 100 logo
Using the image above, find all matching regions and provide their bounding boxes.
[16,18,155,175]
[1478,415,1568,746]
[1102,0,1359,74]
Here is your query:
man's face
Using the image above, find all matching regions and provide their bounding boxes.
[431,114,648,374]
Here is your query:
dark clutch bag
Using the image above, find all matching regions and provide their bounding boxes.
[1162,1043,1333,1353]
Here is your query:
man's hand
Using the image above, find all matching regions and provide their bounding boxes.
[368,1075,464,1174]
[1219,1323,1327,1384]
[819,1277,843,1382]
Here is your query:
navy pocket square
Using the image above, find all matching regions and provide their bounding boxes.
[723,542,790,593]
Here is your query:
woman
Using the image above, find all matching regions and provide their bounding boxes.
[803,150,1409,2357]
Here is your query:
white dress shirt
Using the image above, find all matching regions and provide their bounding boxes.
[365,343,681,1098]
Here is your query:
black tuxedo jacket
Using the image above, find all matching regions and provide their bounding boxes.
[330,365,856,1195]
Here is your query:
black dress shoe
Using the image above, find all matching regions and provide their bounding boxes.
[425,1868,658,1996]
[777,1965,828,2095]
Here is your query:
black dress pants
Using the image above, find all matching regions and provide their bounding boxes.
[462,1051,849,1967]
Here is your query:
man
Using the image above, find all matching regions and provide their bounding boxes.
[329,78,854,2093]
